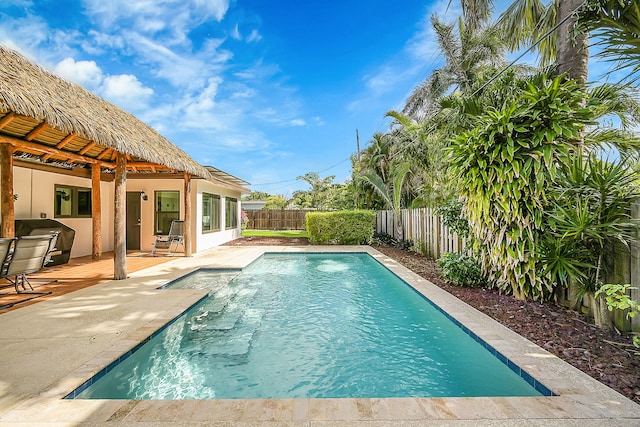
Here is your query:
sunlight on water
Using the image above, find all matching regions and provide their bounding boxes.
[76,253,543,400]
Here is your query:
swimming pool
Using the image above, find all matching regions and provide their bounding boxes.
[71,253,551,400]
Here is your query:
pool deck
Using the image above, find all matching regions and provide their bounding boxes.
[0,245,638,426]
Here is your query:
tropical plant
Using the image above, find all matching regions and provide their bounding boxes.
[595,284,640,349]
[438,252,488,287]
[579,0,640,84]
[404,14,506,121]
[538,155,640,328]
[295,172,337,210]
[264,195,289,210]
[434,197,470,238]
[448,74,593,300]
[360,162,412,239]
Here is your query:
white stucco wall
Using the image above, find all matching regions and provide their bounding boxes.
[193,180,242,253]
[5,168,244,258]
[12,167,114,258]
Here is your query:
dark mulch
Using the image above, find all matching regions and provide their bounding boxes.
[224,236,640,403]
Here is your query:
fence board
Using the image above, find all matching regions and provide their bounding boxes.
[376,208,464,259]
[244,209,312,230]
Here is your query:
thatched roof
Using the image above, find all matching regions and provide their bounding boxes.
[0,44,211,178]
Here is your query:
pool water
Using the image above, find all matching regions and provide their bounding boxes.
[75,253,547,399]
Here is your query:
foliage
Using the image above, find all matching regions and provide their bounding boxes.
[539,155,640,295]
[296,172,336,210]
[595,284,640,349]
[264,195,289,210]
[580,0,640,84]
[437,252,488,287]
[306,210,376,245]
[242,191,270,201]
[240,210,249,229]
[448,74,593,300]
[434,198,470,238]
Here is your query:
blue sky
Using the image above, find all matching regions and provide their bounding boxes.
[0,1,620,196]
[0,0,461,195]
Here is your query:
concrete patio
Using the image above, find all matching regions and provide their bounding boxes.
[0,245,638,426]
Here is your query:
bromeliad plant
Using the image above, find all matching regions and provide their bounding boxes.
[448,74,594,300]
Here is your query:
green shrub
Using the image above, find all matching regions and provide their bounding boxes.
[434,198,469,238]
[306,210,376,245]
[437,252,487,287]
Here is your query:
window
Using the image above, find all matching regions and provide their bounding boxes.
[202,193,220,233]
[154,191,180,235]
[225,197,238,228]
[54,185,92,218]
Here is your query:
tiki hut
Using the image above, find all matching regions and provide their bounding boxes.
[0,44,213,278]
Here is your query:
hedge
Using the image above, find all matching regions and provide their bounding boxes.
[306,210,376,245]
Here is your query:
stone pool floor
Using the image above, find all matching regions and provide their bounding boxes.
[0,245,638,426]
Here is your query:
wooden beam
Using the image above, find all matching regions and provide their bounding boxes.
[97,148,112,160]
[25,122,49,141]
[183,172,192,257]
[0,134,110,167]
[0,112,15,130]
[0,144,15,238]
[92,164,102,260]
[114,152,127,279]
[79,141,96,155]
[43,132,78,161]
[56,132,77,149]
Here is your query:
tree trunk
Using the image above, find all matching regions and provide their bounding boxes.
[556,0,589,86]
[591,292,614,330]
[566,281,583,311]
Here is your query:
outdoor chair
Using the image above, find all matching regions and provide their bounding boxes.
[0,237,14,273]
[1,234,56,294]
[151,220,185,255]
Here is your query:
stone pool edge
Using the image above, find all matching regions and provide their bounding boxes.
[0,245,638,425]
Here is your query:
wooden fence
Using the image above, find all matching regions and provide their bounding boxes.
[244,209,311,230]
[377,207,639,333]
[376,209,464,259]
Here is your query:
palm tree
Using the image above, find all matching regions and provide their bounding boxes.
[361,163,412,240]
[579,0,640,84]
[404,15,505,121]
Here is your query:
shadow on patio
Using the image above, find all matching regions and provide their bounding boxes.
[0,251,178,313]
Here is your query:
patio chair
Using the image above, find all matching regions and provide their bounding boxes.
[151,220,184,255]
[0,237,15,274]
[2,234,56,294]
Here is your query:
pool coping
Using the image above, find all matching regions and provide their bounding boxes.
[0,245,639,425]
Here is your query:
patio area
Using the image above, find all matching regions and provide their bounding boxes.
[0,245,638,426]
[0,252,178,313]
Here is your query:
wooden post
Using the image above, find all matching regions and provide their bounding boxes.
[0,143,15,238]
[114,153,127,279]
[91,163,102,260]
[183,172,192,257]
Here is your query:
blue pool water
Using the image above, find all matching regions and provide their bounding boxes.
[74,253,548,399]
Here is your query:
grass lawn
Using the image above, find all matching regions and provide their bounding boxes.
[242,229,308,238]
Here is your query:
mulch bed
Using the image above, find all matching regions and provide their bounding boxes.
[224,236,640,404]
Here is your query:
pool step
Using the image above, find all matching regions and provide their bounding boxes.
[204,308,264,356]
[205,288,257,331]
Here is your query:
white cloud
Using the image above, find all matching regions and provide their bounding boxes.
[289,119,306,127]
[54,57,103,89]
[82,0,230,41]
[246,30,262,43]
[101,74,154,110]
[231,24,241,40]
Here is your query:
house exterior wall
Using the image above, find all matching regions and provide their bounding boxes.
[8,167,243,259]
[192,179,242,253]
[13,166,114,258]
